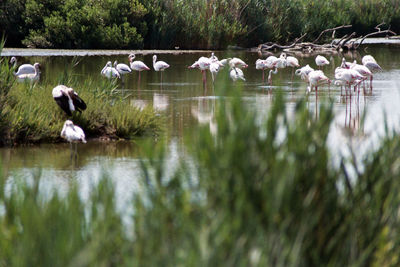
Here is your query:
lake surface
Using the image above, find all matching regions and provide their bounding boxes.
[1,46,400,206]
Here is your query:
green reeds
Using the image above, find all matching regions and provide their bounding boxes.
[0,50,161,145]
[1,85,400,266]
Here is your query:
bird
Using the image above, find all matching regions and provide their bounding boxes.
[128,54,150,82]
[285,55,300,81]
[153,55,170,81]
[61,120,87,160]
[362,55,382,72]
[16,63,40,82]
[229,66,245,82]
[256,59,268,82]
[61,120,87,144]
[10,56,36,76]
[209,60,223,82]
[307,70,330,93]
[101,61,120,79]
[334,68,365,95]
[350,61,373,83]
[315,55,330,69]
[114,60,131,76]
[275,53,287,69]
[295,64,314,83]
[229,57,248,69]
[267,68,278,86]
[188,56,212,83]
[52,85,87,116]
[209,52,218,61]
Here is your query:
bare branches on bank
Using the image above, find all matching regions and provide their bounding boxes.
[258,23,397,53]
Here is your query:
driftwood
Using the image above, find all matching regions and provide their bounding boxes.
[258,23,397,53]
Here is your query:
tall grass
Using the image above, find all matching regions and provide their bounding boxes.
[0,45,161,145]
[1,85,400,265]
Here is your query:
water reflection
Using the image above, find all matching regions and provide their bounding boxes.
[1,46,400,206]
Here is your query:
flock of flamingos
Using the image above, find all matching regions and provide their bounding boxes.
[9,51,382,150]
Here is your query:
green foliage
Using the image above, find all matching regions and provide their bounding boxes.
[0,56,161,145]
[2,0,400,48]
[1,83,400,265]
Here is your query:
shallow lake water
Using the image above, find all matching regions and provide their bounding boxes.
[1,46,400,206]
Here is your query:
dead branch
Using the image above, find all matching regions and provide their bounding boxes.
[353,26,396,49]
[259,33,307,51]
[313,24,352,43]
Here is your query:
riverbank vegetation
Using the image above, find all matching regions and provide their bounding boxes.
[1,0,399,49]
[0,44,161,146]
[1,86,400,265]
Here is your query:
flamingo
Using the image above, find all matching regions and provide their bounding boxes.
[16,63,40,82]
[209,60,223,82]
[295,64,314,83]
[267,68,278,86]
[275,53,287,69]
[153,55,170,81]
[101,61,120,79]
[61,120,86,159]
[362,55,382,72]
[315,55,330,69]
[229,57,248,69]
[286,55,299,81]
[256,59,268,82]
[10,57,36,76]
[114,60,131,76]
[307,70,330,93]
[229,63,245,81]
[52,85,87,116]
[209,52,218,61]
[128,54,150,81]
[188,56,211,82]
[350,61,373,88]
[335,68,365,95]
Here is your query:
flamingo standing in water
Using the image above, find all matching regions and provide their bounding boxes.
[230,67,246,81]
[315,55,329,69]
[229,57,248,69]
[128,54,150,82]
[295,64,314,83]
[153,55,170,82]
[61,120,86,159]
[306,70,330,93]
[52,85,87,116]
[256,59,268,82]
[114,60,131,76]
[101,61,120,79]
[10,57,36,76]
[16,63,40,82]
[188,56,211,83]
[286,55,299,81]
[362,55,381,88]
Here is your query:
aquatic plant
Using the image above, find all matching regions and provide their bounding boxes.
[1,83,400,265]
[0,47,161,145]
[2,0,399,49]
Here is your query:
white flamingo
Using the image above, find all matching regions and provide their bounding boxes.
[188,56,211,82]
[229,61,245,81]
[61,120,86,159]
[10,57,36,75]
[209,60,223,82]
[295,64,314,83]
[16,63,40,82]
[101,61,120,79]
[362,55,382,72]
[286,55,300,81]
[114,60,131,76]
[350,60,373,87]
[128,54,150,81]
[229,57,248,69]
[315,55,330,69]
[153,55,170,81]
[307,70,330,93]
[335,68,365,95]
[256,59,268,82]
[52,85,87,116]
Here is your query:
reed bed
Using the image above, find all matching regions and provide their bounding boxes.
[1,86,400,266]
[0,43,161,146]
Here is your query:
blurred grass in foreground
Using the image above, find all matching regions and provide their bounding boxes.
[1,82,400,266]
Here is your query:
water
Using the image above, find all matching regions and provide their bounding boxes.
[2,46,400,206]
